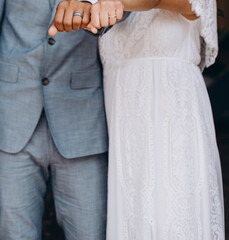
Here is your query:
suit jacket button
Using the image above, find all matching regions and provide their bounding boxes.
[48,37,55,45]
[42,78,49,86]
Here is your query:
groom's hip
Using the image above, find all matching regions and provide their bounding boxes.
[0,95,108,158]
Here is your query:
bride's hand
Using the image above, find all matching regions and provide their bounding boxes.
[87,1,124,34]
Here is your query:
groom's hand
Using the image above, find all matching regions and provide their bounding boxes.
[49,0,92,36]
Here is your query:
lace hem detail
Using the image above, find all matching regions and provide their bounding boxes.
[189,0,218,69]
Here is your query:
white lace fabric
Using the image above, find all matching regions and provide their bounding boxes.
[189,0,218,69]
[99,1,224,239]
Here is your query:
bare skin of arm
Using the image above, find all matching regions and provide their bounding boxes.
[88,0,198,33]
[120,0,198,19]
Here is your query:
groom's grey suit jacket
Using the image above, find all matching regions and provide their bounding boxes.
[0,0,108,158]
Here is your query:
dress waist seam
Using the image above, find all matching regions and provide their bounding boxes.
[104,56,200,68]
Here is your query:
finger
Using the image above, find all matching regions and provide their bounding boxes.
[87,22,92,31]
[63,8,74,32]
[87,22,98,34]
[90,26,98,34]
[80,10,90,29]
[116,5,124,21]
[90,4,101,29]
[73,14,83,30]
[54,4,65,32]
[108,12,117,26]
[109,16,117,26]
[100,8,109,27]
[48,23,59,36]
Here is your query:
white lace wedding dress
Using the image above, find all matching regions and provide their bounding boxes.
[99,0,225,239]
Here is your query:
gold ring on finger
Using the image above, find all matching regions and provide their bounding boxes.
[109,15,117,19]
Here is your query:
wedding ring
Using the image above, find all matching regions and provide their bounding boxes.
[109,15,117,19]
[73,12,83,18]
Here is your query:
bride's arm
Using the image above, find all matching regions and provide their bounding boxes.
[120,0,197,19]
[120,0,194,14]
[88,0,197,33]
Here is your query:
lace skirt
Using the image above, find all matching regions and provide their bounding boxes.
[103,58,225,240]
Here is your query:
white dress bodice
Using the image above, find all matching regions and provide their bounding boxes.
[100,10,202,67]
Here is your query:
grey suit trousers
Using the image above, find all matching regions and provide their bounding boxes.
[0,112,108,240]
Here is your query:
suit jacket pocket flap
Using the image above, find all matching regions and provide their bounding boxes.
[70,69,102,89]
[0,61,19,83]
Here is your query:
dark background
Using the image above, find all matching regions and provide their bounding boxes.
[42,2,229,239]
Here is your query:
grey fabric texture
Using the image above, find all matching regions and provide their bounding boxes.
[0,0,108,158]
[0,112,108,240]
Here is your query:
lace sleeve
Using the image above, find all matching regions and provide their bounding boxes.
[189,0,218,70]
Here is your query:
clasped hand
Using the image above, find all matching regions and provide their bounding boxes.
[49,0,124,36]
